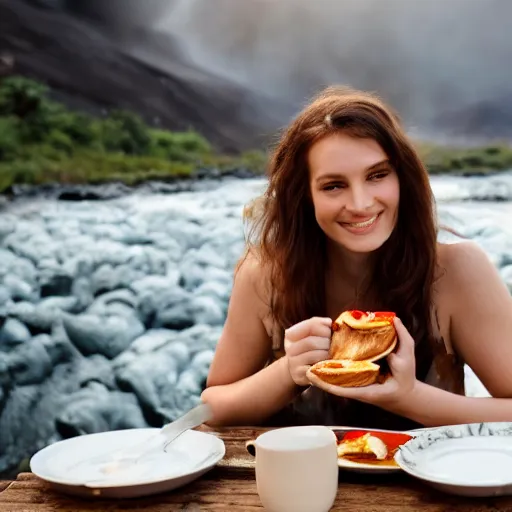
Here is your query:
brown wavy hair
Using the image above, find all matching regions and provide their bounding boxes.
[244,86,439,378]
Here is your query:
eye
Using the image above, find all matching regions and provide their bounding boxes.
[322,182,346,191]
[368,171,389,181]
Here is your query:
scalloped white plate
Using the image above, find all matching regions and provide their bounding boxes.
[30,428,225,499]
[395,422,512,497]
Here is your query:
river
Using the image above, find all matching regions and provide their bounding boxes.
[1,173,512,475]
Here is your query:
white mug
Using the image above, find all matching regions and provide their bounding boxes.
[246,425,339,512]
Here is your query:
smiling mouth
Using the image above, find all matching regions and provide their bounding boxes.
[342,214,380,229]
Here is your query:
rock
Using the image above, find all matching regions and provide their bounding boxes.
[128,329,179,354]
[5,231,56,265]
[70,277,94,311]
[4,335,53,385]
[73,354,117,389]
[0,215,15,244]
[185,244,227,269]
[57,183,133,201]
[153,303,195,331]
[176,369,204,396]
[140,285,191,329]
[175,324,223,357]
[157,388,202,423]
[0,249,38,287]
[62,312,144,359]
[85,289,139,315]
[7,302,53,332]
[3,275,36,302]
[194,280,231,302]
[54,382,148,438]
[86,241,130,270]
[0,360,89,473]
[39,271,73,297]
[6,298,77,333]
[177,263,207,291]
[135,272,181,292]
[44,321,82,364]
[90,264,123,295]
[149,235,183,261]
[189,295,225,326]
[162,342,191,373]
[0,286,10,307]
[114,339,195,416]
[39,296,78,312]
[0,319,31,351]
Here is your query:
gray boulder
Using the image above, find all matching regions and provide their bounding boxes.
[62,312,144,359]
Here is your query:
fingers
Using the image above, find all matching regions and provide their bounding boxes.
[307,371,373,401]
[288,350,330,386]
[295,349,330,367]
[285,317,332,342]
[387,317,415,374]
[392,317,415,357]
[285,336,330,357]
[284,317,332,387]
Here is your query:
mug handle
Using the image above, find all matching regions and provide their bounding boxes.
[245,439,256,457]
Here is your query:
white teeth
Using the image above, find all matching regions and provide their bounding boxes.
[346,215,378,229]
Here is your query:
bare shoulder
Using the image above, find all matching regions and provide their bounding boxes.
[437,241,498,288]
[436,244,512,397]
[436,240,512,329]
[233,249,271,308]
[205,249,274,387]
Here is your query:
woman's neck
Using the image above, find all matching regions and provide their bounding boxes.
[326,241,374,286]
[325,242,377,316]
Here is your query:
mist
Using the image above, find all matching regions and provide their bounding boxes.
[69,0,512,141]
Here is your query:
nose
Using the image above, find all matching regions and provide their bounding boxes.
[345,183,373,213]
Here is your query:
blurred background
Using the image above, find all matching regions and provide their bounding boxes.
[0,0,511,478]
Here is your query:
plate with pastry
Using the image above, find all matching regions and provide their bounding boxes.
[332,427,416,473]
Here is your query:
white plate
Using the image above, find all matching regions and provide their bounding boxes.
[395,422,512,497]
[331,426,418,474]
[30,428,225,498]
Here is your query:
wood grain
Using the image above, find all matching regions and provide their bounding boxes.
[0,426,511,511]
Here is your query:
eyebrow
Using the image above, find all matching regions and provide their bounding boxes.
[315,158,391,182]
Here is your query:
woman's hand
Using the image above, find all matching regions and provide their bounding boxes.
[284,317,332,386]
[306,317,418,410]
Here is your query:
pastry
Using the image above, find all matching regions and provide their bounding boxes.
[307,310,397,387]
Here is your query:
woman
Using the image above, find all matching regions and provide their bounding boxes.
[200,85,512,430]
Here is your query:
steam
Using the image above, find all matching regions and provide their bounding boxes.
[70,0,512,141]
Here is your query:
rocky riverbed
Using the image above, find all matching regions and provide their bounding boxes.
[1,173,512,477]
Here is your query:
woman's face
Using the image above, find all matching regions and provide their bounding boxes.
[308,132,400,254]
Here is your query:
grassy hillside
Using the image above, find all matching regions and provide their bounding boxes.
[0,76,266,193]
[0,76,511,193]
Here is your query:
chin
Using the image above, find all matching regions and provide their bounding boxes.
[330,231,393,254]
[342,239,388,253]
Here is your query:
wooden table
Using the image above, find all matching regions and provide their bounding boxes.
[1,426,512,511]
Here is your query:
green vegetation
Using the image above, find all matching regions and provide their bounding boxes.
[0,76,266,193]
[415,142,512,176]
[0,76,511,193]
